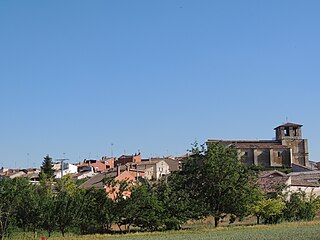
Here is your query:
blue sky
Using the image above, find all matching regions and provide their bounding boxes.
[0,1,319,168]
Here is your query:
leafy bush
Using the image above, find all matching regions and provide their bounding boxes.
[284,191,320,221]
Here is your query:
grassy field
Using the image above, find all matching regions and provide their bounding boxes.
[7,221,320,240]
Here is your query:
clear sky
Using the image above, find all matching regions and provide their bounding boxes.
[0,1,319,168]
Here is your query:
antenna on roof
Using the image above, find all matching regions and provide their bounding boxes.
[56,153,69,179]
[111,143,114,158]
[286,116,289,122]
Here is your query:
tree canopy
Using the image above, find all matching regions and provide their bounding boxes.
[39,154,55,180]
[172,142,259,227]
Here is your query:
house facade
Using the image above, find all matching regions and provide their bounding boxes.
[53,162,78,179]
[137,159,170,180]
[287,171,320,196]
[257,170,320,198]
[116,153,141,166]
[207,122,309,168]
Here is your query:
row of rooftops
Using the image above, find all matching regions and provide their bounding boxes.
[258,168,320,192]
[0,154,184,180]
[2,152,320,196]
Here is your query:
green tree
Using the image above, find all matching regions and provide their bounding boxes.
[253,198,285,224]
[56,175,77,194]
[155,177,201,230]
[73,188,114,234]
[0,178,29,240]
[98,192,117,232]
[124,184,163,231]
[15,181,42,234]
[177,142,259,227]
[54,191,76,236]
[39,155,55,180]
[53,175,79,236]
[109,180,132,232]
[39,184,56,237]
[284,191,320,221]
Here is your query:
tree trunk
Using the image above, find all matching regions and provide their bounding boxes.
[214,216,220,227]
[256,215,260,225]
[117,224,122,233]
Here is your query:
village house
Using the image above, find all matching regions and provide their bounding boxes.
[257,170,291,195]
[142,157,181,172]
[115,153,141,166]
[257,170,320,198]
[137,159,170,180]
[72,170,97,181]
[287,171,320,196]
[101,156,116,169]
[0,168,40,183]
[53,162,78,179]
[81,158,115,172]
[208,122,309,168]
[80,165,144,200]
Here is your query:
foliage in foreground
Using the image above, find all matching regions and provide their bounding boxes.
[174,142,260,227]
[1,145,320,238]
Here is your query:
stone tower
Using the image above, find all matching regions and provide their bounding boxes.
[274,123,309,166]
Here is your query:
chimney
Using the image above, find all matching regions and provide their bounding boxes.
[117,165,121,176]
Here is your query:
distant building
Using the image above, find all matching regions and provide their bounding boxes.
[288,171,320,196]
[80,165,144,200]
[101,156,115,169]
[257,170,320,198]
[137,159,170,180]
[142,157,181,172]
[53,162,78,179]
[0,168,40,183]
[82,158,115,172]
[208,122,309,168]
[115,153,141,166]
[257,170,291,194]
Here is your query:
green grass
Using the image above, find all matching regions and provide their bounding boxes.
[7,221,320,240]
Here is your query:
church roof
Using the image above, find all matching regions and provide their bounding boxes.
[207,140,289,149]
[274,122,303,129]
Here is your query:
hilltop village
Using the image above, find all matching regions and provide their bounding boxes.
[1,122,320,197]
[1,122,320,238]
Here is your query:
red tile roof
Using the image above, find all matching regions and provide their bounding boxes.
[274,122,303,129]
[257,170,290,193]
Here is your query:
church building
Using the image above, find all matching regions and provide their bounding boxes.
[207,123,309,168]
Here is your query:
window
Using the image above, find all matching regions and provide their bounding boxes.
[284,127,290,136]
[277,152,281,157]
